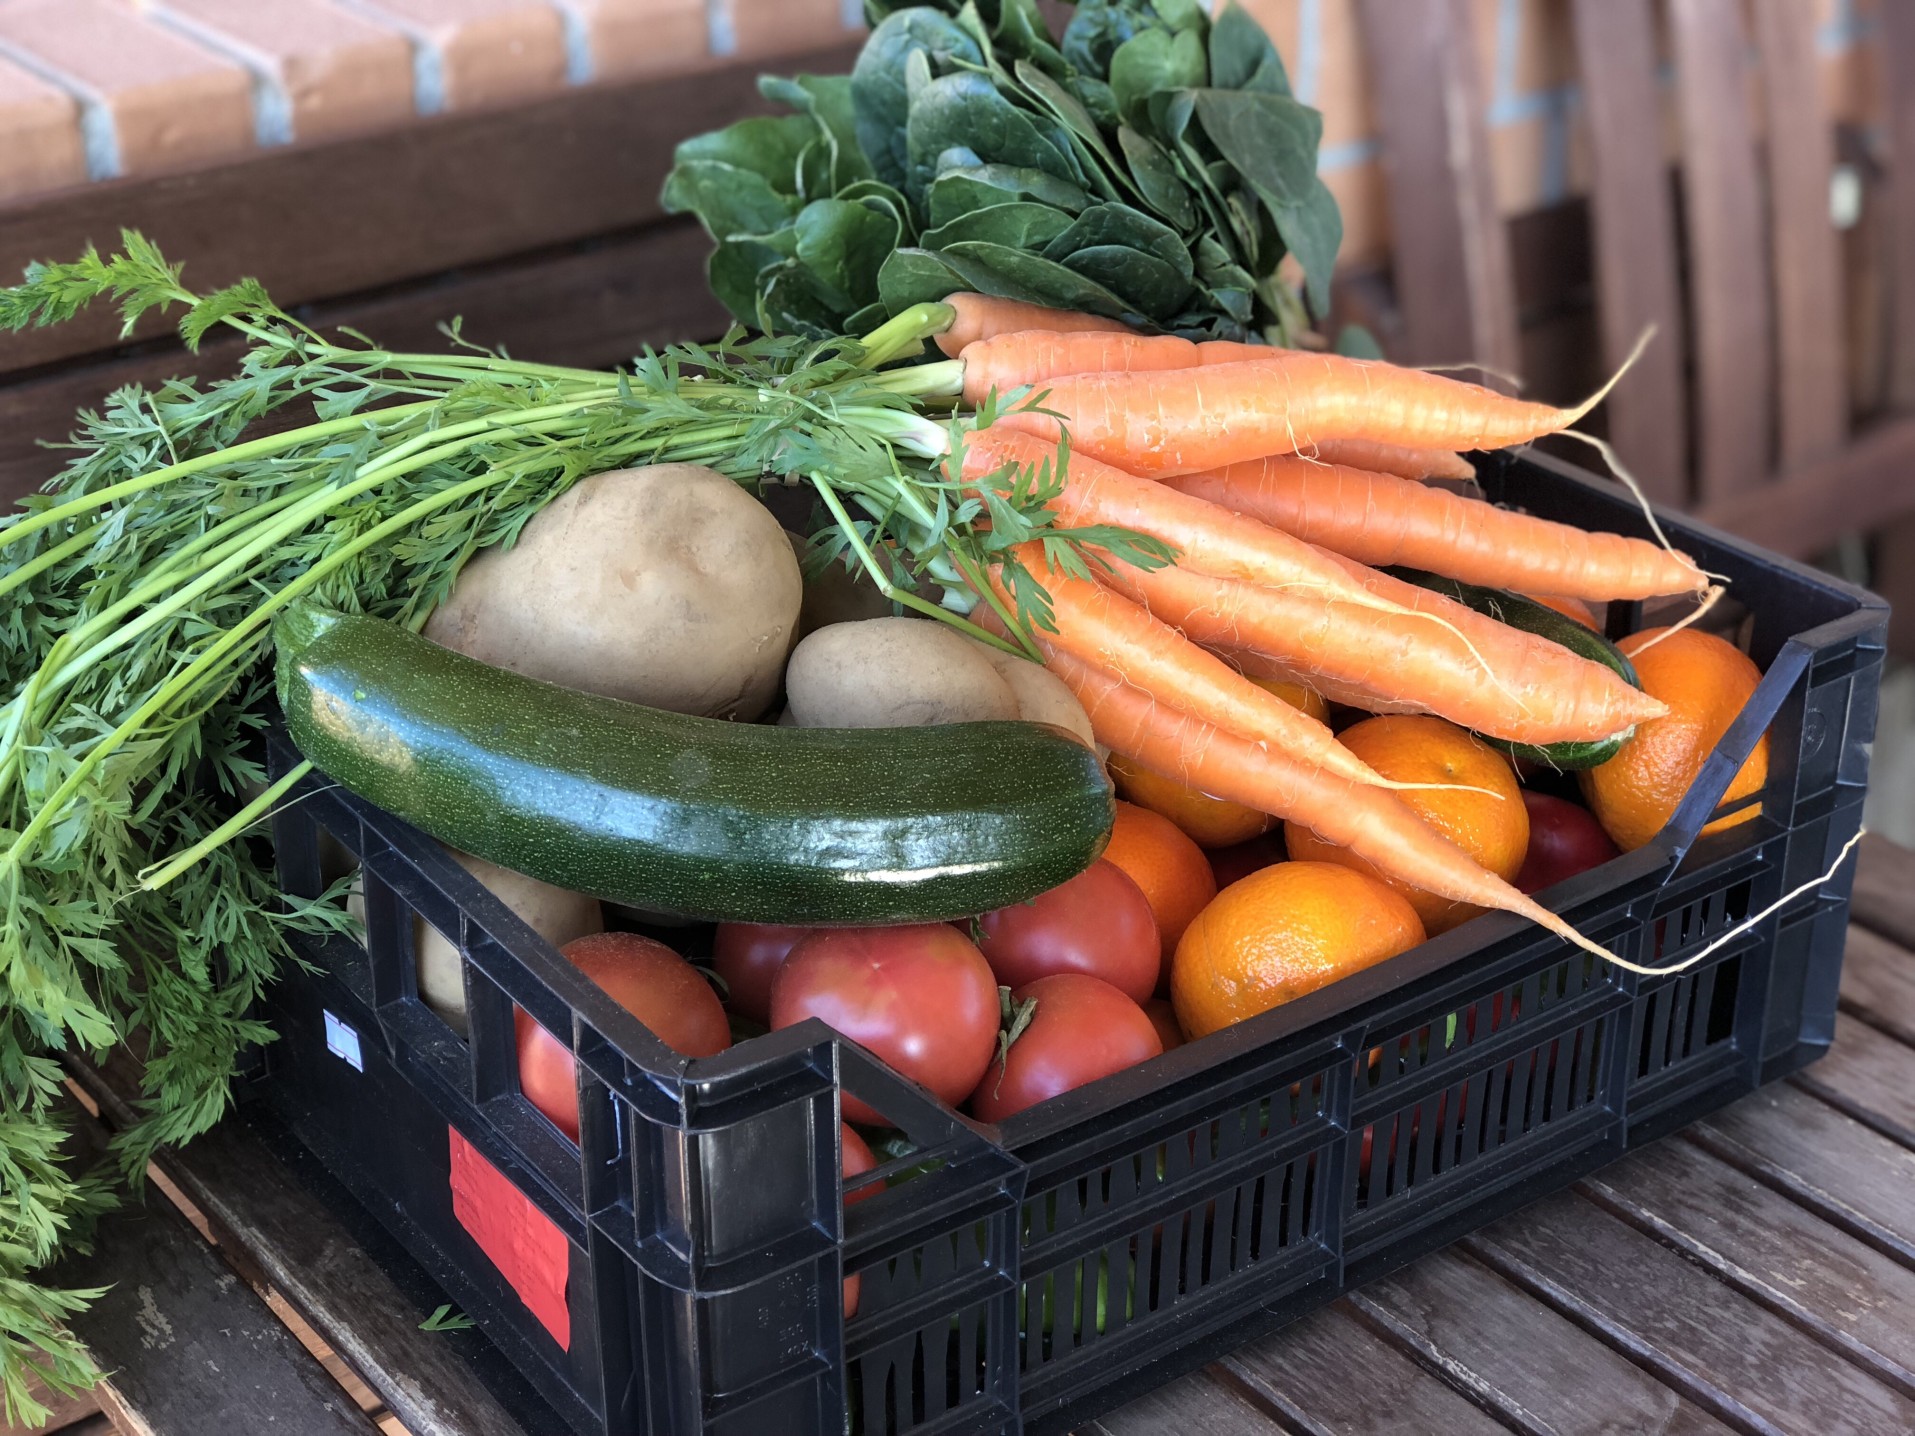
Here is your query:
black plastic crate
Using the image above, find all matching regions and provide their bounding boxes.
[253,450,1887,1436]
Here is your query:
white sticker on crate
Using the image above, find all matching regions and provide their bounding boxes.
[323,1010,364,1072]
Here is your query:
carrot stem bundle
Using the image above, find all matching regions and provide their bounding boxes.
[1165,455,1706,600]
[1044,647,1620,963]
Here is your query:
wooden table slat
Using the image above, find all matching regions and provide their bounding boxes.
[1582,1138,1915,1397]
[1350,1247,1736,1436]
[50,1126,376,1436]
[1837,924,1915,1046]
[1220,1301,1513,1436]
[67,1056,526,1436]
[1471,1190,1915,1435]
[1081,1372,1295,1436]
[1793,1011,1915,1148]
[1852,834,1915,949]
[1690,1082,1915,1267]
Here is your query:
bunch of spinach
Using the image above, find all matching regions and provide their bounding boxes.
[664,0,1342,345]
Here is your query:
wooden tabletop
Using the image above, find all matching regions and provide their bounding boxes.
[43,834,1915,1436]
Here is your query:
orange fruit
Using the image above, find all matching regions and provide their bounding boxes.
[1172,862,1425,1039]
[1245,674,1332,725]
[1523,593,1600,629]
[1102,800,1219,966]
[1108,754,1275,849]
[1580,627,1768,852]
[1283,715,1527,935]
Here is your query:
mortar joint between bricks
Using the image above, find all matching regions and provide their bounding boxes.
[0,36,120,179]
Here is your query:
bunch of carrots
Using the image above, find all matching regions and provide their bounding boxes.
[931,295,1715,968]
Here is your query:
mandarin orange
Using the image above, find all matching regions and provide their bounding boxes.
[1108,754,1275,849]
[1243,673,1332,724]
[1171,862,1425,1039]
[1579,627,1768,851]
[1282,715,1527,934]
[1102,801,1219,967]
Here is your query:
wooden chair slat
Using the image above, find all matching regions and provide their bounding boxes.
[1568,0,1691,507]
[1750,0,1848,469]
[1871,1,1915,657]
[1694,411,1915,558]
[1354,0,1522,375]
[1881,0,1915,410]
[1669,0,1775,500]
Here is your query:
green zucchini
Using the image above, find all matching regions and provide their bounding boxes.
[1388,568,1644,771]
[274,603,1113,924]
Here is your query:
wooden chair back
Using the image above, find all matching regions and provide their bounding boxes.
[1353,0,1915,582]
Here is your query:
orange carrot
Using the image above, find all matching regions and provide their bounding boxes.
[959,331,1198,407]
[994,353,1624,478]
[1305,439,1476,482]
[934,294,1131,358]
[1105,555,1665,744]
[963,429,1385,601]
[1163,455,1706,600]
[954,333,1480,481]
[1208,643,1425,718]
[992,545,1451,794]
[1043,645,1618,959]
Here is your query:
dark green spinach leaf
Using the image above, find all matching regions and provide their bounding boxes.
[854,10,985,188]
[1208,2,1290,94]
[1110,28,1207,128]
[922,201,1076,251]
[906,71,1083,204]
[1061,245,1192,319]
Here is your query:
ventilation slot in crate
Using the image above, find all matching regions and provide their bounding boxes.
[1355,1015,1610,1211]
[1017,1149,1322,1372]
[1630,951,1744,1085]
[847,1304,995,1436]
[1651,878,1756,965]
[1358,954,1609,1106]
[1018,1072,1329,1251]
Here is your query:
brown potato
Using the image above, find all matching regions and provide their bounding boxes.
[783,617,1096,746]
[786,617,1022,728]
[426,464,801,721]
[414,850,603,1035]
[977,646,1096,747]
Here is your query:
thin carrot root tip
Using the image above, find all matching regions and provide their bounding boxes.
[1588,828,1866,978]
[1383,781,1509,800]
[1562,325,1656,430]
[1558,427,1701,582]
[1628,584,1726,658]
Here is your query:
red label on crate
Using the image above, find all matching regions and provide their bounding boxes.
[447,1127,571,1350]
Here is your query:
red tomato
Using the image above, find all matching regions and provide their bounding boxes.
[968,974,1163,1122]
[1206,830,1287,891]
[711,922,810,1024]
[841,1124,877,1318]
[516,933,730,1142]
[1515,791,1620,894]
[974,861,1159,1003]
[770,925,999,1126]
[1143,997,1186,1052]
